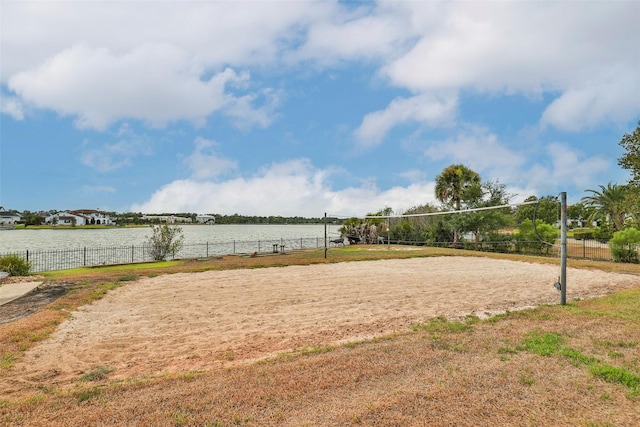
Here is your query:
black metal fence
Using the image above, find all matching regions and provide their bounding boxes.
[1,236,325,273]
[0,236,615,274]
[381,238,614,261]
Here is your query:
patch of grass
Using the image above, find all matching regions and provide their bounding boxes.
[558,348,599,367]
[590,364,640,391]
[80,365,112,382]
[217,350,236,361]
[0,353,17,369]
[516,331,565,356]
[117,274,138,282]
[173,409,194,426]
[411,315,474,333]
[594,339,638,349]
[519,372,536,386]
[76,386,101,403]
[568,288,640,323]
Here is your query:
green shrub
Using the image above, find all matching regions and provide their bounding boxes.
[593,223,615,242]
[608,227,640,263]
[572,228,595,240]
[514,219,558,255]
[0,254,31,276]
[147,224,185,261]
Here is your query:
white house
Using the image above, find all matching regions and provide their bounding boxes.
[45,209,114,226]
[0,207,21,225]
[70,209,115,225]
[196,214,216,224]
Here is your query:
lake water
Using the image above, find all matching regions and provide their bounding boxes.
[0,224,342,253]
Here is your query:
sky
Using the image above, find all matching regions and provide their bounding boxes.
[1,0,639,217]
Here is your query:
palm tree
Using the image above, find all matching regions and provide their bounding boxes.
[434,164,481,210]
[434,164,481,244]
[580,182,628,231]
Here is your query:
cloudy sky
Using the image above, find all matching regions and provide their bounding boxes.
[1,1,638,217]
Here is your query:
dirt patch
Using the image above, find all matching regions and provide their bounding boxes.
[0,283,72,324]
[2,256,636,396]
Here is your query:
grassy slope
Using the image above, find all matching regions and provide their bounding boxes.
[1,247,639,426]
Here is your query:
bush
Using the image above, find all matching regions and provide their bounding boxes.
[514,219,558,255]
[608,227,640,263]
[0,254,31,276]
[593,223,615,242]
[572,228,595,240]
[147,224,185,261]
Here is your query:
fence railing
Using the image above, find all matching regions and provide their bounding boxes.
[0,236,615,274]
[1,237,325,273]
[381,238,614,261]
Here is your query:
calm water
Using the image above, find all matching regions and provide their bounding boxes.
[0,224,341,253]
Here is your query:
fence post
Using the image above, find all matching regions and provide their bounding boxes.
[233,240,236,254]
[26,250,29,262]
[583,239,586,259]
[84,247,87,266]
[206,241,209,258]
[132,245,134,263]
[300,237,303,250]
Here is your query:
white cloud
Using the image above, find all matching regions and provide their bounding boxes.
[185,137,237,180]
[424,126,525,179]
[8,44,276,130]
[80,132,153,173]
[526,143,609,191]
[293,2,416,66]
[422,126,610,198]
[131,158,435,217]
[0,2,322,79]
[354,93,457,147]
[0,96,25,121]
[3,1,637,132]
[381,1,639,129]
[540,69,640,131]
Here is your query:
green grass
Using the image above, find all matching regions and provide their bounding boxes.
[75,386,101,403]
[80,365,112,382]
[509,322,640,396]
[558,347,599,366]
[590,364,640,392]
[411,315,477,334]
[42,261,182,279]
[0,353,17,369]
[516,331,565,356]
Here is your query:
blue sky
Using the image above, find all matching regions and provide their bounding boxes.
[1,0,639,217]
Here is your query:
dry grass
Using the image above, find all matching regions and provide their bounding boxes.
[1,246,639,426]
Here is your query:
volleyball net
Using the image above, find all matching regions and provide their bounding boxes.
[324,192,569,303]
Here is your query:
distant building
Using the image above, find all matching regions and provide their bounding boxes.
[0,207,21,225]
[196,214,216,224]
[45,209,114,226]
[141,214,193,224]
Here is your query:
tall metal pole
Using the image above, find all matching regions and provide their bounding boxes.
[324,212,327,259]
[560,192,567,305]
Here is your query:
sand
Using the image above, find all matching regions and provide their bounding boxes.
[7,256,639,389]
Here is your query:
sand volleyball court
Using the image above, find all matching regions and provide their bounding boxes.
[6,256,638,391]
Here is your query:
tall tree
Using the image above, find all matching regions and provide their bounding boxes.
[434,164,481,244]
[434,164,481,210]
[580,182,628,231]
[618,121,640,224]
[514,195,559,226]
[618,120,640,185]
